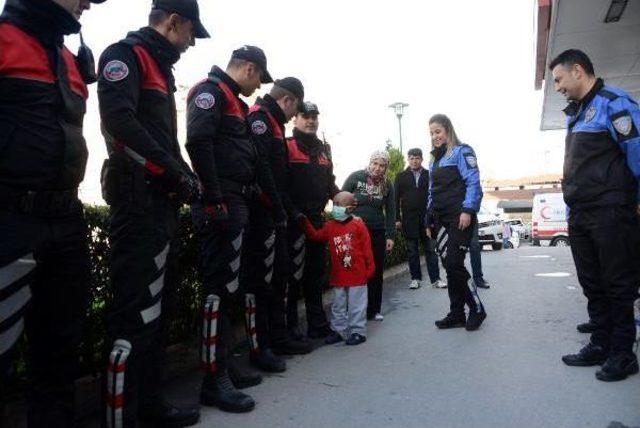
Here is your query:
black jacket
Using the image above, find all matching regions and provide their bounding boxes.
[285,128,339,218]
[562,78,639,210]
[98,27,191,191]
[247,94,288,220]
[394,167,429,239]
[0,0,88,191]
[185,66,280,208]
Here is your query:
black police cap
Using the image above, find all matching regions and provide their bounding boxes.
[274,77,304,101]
[231,45,273,83]
[152,0,211,39]
[300,101,319,115]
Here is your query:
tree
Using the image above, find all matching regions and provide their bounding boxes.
[385,142,405,183]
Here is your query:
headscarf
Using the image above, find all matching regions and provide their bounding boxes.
[365,150,390,195]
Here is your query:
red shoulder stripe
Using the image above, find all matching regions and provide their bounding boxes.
[132,45,168,95]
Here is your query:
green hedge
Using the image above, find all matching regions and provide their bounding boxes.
[6,206,408,392]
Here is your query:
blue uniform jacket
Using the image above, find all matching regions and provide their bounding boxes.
[563,78,640,209]
[427,144,483,221]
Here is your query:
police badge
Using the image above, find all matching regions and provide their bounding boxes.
[584,106,596,123]
[613,115,633,136]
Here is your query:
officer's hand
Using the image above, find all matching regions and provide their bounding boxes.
[386,239,394,252]
[425,228,432,239]
[395,221,402,231]
[204,203,229,230]
[176,174,201,205]
[458,213,471,230]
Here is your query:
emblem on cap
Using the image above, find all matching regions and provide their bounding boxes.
[195,92,215,110]
[103,60,129,82]
[613,115,633,136]
[584,106,596,123]
[251,120,268,135]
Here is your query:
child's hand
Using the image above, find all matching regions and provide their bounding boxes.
[386,239,394,252]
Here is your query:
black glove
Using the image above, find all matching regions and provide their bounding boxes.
[175,173,201,205]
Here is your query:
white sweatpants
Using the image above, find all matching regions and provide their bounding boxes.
[330,285,368,338]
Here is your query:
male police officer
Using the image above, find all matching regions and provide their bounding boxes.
[0,0,105,425]
[186,46,281,413]
[551,49,640,382]
[244,77,312,373]
[286,102,339,339]
[98,1,208,426]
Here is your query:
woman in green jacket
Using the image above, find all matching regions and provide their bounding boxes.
[342,150,396,321]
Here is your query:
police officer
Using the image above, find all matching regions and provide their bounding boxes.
[0,0,104,425]
[186,46,281,413]
[550,49,640,382]
[98,1,208,426]
[426,114,486,332]
[286,102,339,340]
[243,77,313,373]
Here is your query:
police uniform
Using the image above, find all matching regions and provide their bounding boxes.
[427,143,486,330]
[243,84,310,371]
[561,78,640,381]
[186,47,277,413]
[98,1,208,425]
[285,104,339,338]
[0,0,103,425]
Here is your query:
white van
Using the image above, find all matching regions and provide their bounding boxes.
[477,207,504,250]
[531,192,569,246]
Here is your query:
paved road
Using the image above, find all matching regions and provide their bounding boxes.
[168,246,640,428]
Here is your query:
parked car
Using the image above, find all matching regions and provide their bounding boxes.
[477,207,503,250]
[531,193,569,247]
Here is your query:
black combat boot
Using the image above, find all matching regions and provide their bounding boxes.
[200,371,255,413]
[434,313,466,329]
[595,353,639,382]
[465,309,487,331]
[561,343,608,367]
[273,338,313,355]
[228,358,263,389]
[576,320,596,334]
[250,348,286,373]
[138,400,200,427]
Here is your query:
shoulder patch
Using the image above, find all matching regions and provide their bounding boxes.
[584,106,596,123]
[195,92,216,110]
[610,109,638,142]
[103,60,129,82]
[464,153,478,169]
[251,120,268,135]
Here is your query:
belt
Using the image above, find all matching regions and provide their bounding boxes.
[0,186,81,216]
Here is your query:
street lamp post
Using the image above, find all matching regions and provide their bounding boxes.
[389,102,409,154]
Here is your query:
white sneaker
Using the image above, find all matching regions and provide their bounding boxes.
[431,279,448,288]
[408,279,421,289]
[374,313,384,321]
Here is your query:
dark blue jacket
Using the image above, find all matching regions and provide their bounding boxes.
[427,144,483,220]
[562,78,640,209]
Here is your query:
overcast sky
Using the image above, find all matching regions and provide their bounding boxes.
[1,0,567,203]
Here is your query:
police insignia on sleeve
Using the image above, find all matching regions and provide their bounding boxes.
[464,154,478,168]
[584,106,596,123]
[251,120,267,135]
[613,115,633,136]
[103,60,129,82]
[195,92,215,110]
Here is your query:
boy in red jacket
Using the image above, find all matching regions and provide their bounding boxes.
[298,192,375,345]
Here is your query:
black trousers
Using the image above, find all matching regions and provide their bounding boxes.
[433,213,483,317]
[193,193,248,380]
[366,228,387,318]
[568,205,640,354]
[241,201,288,350]
[105,182,178,428]
[0,204,89,428]
[287,215,329,333]
[405,235,441,283]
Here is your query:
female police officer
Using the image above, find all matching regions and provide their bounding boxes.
[426,114,486,331]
